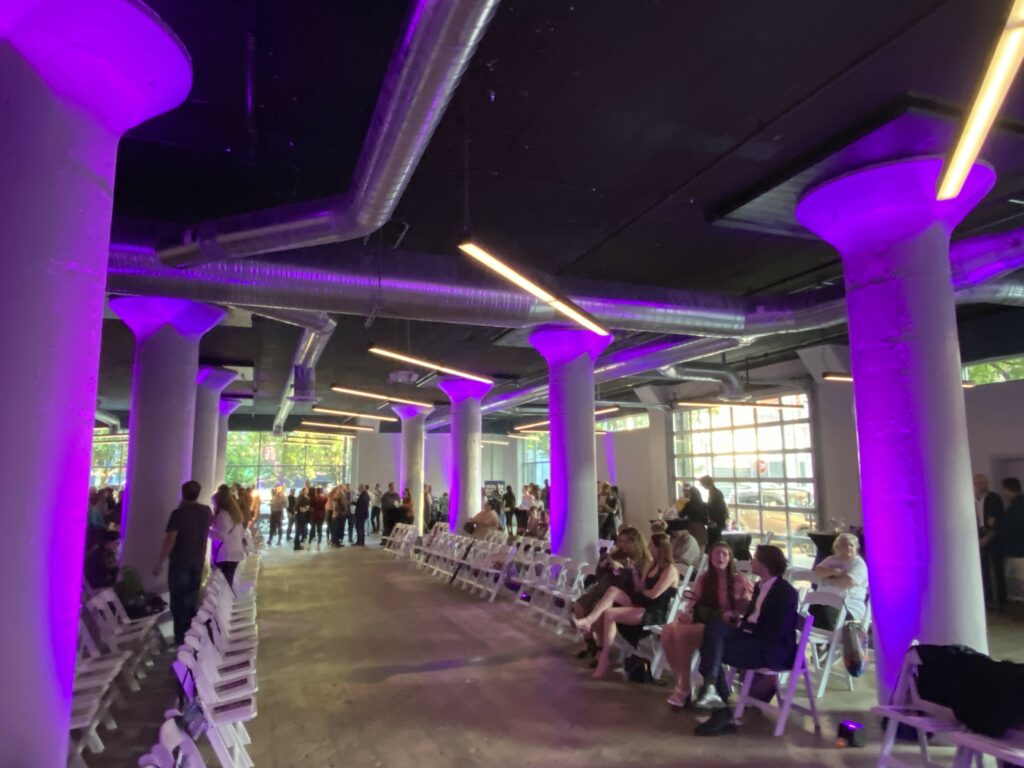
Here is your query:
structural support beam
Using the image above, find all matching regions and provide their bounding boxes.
[529,325,612,564]
[111,297,225,592]
[192,367,238,500]
[215,399,244,488]
[437,378,493,533]
[393,404,434,532]
[0,6,190,764]
[796,156,993,699]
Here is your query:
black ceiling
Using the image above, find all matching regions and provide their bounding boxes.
[99,0,1024,425]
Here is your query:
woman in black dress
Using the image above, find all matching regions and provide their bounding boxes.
[574,532,680,678]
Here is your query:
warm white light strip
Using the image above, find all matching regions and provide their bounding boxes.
[458,242,610,336]
[312,406,397,422]
[504,433,535,441]
[822,373,975,389]
[482,439,510,446]
[368,346,492,385]
[938,0,1024,200]
[674,400,805,411]
[514,406,619,431]
[330,386,432,409]
[300,420,374,432]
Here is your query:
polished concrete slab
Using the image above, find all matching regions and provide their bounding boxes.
[94,540,1024,767]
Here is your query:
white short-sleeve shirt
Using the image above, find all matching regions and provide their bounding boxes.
[818,554,869,621]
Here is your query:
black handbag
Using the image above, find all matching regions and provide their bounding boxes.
[624,654,654,684]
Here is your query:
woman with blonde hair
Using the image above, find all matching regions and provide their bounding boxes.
[661,541,753,707]
[575,532,680,678]
[211,484,247,585]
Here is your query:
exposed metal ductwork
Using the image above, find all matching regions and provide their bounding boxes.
[657,363,748,401]
[158,0,502,268]
[246,308,338,436]
[109,226,1024,338]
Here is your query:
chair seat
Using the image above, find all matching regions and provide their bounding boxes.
[949,729,1024,765]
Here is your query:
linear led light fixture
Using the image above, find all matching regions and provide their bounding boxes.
[290,430,355,440]
[300,420,374,432]
[514,406,619,431]
[504,433,535,441]
[312,406,398,422]
[330,386,432,409]
[482,439,510,446]
[368,345,492,385]
[822,372,976,389]
[674,400,805,411]
[938,0,1024,200]
[458,242,610,337]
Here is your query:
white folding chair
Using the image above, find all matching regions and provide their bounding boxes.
[799,590,850,698]
[732,613,822,737]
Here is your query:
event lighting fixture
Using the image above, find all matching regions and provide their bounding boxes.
[482,439,509,446]
[290,430,355,440]
[504,433,534,440]
[299,420,374,432]
[514,406,619,431]
[674,400,805,411]
[330,386,432,409]
[822,372,976,389]
[938,0,1024,200]
[368,345,492,385]
[311,406,397,422]
[458,242,610,336]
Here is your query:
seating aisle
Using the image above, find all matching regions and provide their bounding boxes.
[244,541,916,768]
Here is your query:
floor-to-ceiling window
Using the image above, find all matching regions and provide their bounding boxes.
[224,433,354,495]
[90,432,128,488]
[672,393,816,561]
[520,433,551,488]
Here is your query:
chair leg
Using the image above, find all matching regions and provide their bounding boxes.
[733,670,755,719]
[774,671,801,737]
[650,645,665,680]
[816,640,840,699]
[802,666,822,731]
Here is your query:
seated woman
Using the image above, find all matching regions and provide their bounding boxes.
[571,526,650,640]
[467,498,503,539]
[667,519,702,568]
[575,532,680,678]
[812,532,869,629]
[661,541,753,707]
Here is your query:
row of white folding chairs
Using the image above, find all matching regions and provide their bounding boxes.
[381,522,416,554]
[70,588,170,766]
[408,528,520,602]
[138,553,262,768]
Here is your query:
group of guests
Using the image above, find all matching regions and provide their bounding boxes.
[279,482,404,549]
[569,524,869,736]
[497,482,551,538]
[975,474,1024,608]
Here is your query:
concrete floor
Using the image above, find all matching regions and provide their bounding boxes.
[95,539,1024,767]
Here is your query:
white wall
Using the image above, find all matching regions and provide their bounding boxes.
[965,378,1024,483]
[595,413,674,529]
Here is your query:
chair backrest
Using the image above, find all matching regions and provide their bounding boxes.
[887,644,957,719]
[662,582,688,625]
[800,590,848,635]
[694,554,708,579]
[736,560,753,574]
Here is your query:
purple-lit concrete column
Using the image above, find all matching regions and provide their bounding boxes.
[796,157,993,698]
[393,404,433,532]
[437,378,493,533]
[111,298,225,591]
[215,398,243,487]
[192,367,238,498]
[0,5,190,765]
[529,326,612,564]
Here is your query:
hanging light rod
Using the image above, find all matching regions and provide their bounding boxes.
[674,400,805,411]
[938,0,1024,200]
[482,439,509,446]
[299,420,374,432]
[458,242,610,337]
[504,433,535,441]
[515,407,619,431]
[311,406,398,422]
[368,345,492,385]
[330,385,433,409]
[822,372,976,389]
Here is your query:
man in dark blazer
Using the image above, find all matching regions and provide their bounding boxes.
[694,544,798,723]
[354,484,371,546]
[976,473,1006,607]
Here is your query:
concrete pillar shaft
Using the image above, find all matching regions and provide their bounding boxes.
[0,5,190,764]
[393,404,433,532]
[110,298,225,592]
[796,157,994,698]
[192,367,238,498]
[529,326,612,564]
[438,378,493,533]
[215,399,244,487]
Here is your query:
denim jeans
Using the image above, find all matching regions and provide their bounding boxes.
[168,564,202,645]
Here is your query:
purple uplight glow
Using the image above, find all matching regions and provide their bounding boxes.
[438,377,492,532]
[530,326,612,562]
[0,3,191,763]
[110,296,227,341]
[796,157,993,698]
[437,377,492,404]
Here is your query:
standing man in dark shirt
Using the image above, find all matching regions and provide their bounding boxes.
[701,475,729,546]
[380,482,401,539]
[355,484,370,546]
[993,478,1024,588]
[975,473,1006,607]
[502,485,517,532]
[152,480,214,645]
